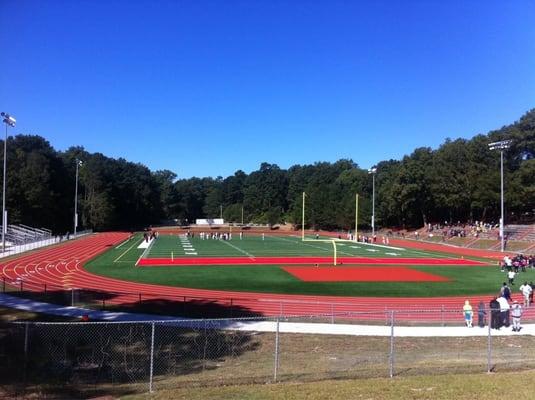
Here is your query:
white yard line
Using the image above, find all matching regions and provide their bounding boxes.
[220,240,256,259]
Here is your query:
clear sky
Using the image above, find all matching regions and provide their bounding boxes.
[1,1,534,179]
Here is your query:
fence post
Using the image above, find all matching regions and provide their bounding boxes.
[389,310,395,378]
[71,288,75,307]
[487,318,492,373]
[20,280,23,292]
[44,283,47,294]
[441,305,445,326]
[331,303,334,324]
[2,277,5,292]
[24,321,29,356]
[274,317,280,382]
[149,322,155,393]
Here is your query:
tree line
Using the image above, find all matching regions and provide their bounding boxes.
[1,109,533,233]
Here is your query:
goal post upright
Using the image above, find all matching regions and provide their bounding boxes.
[332,240,337,266]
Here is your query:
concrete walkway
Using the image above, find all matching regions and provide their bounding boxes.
[1,293,533,337]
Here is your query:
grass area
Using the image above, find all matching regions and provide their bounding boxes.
[120,370,535,400]
[82,233,535,297]
[2,316,535,399]
[447,237,475,246]
[468,239,499,249]
[502,241,532,252]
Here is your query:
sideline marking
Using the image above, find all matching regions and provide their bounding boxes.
[114,240,140,263]
[115,236,133,249]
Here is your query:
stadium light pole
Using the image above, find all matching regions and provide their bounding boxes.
[488,140,512,252]
[368,167,377,237]
[73,159,83,237]
[1,112,16,253]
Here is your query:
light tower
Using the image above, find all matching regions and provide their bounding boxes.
[488,140,512,252]
[1,112,16,252]
[73,159,83,237]
[368,166,377,237]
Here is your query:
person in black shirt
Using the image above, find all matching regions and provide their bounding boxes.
[489,297,500,329]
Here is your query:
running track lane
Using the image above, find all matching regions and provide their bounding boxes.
[0,232,528,321]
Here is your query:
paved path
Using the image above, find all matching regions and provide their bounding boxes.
[2,293,533,337]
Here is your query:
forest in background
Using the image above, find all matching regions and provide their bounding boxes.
[2,109,533,233]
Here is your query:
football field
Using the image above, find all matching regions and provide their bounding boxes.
[81,233,530,298]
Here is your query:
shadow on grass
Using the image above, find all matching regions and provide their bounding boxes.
[0,289,264,399]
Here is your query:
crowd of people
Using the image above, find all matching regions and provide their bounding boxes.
[501,254,535,273]
[197,231,232,240]
[142,230,158,242]
[427,221,498,239]
[463,278,533,332]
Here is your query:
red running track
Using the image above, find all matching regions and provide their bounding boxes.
[0,232,525,322]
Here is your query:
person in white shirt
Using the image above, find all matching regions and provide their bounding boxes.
[496,296,510,328]
[508,270,516,285]
[519,282,533,307]
[511,301,523,332]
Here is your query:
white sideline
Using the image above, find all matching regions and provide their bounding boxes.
[0,293,533,337]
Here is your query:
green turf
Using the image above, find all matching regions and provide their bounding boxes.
[145,233,455,259]
[82,233,535,297]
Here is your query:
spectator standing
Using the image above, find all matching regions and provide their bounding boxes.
[496,296,510,328]
[463,300,473,328]
[477,301,487,328]
[511,301,523,332]
[489,297,500,329]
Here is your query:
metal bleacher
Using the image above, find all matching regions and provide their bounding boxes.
[1,224,52,246]
[504,224,535,241]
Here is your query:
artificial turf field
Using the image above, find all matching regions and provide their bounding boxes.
[83,233,535,297]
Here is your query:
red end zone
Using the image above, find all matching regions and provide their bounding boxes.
[282,266,451,282]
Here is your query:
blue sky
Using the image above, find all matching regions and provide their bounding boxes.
[1,0,534,179]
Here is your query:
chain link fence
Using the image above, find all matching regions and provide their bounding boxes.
[1,312,535,398]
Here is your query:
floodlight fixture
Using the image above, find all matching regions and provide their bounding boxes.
[488,140,512,151]
[1,112,16,127]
